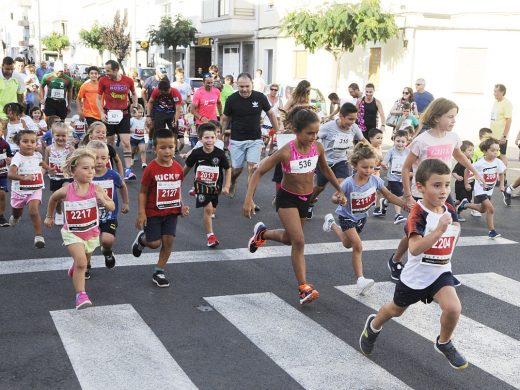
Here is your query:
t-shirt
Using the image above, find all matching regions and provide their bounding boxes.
[171,81,192,103]
[98,75,135,111]
[192,87,221,124]
[0,71,25,120]
[224,91,271,141]
[10,152,45,194]
[472,157,506,196]
[41,73,73,100]
[398,115,419,130]
[383,147,410,182]
[34,119,47,136]
[150,87,182,114]
[0,138,13,177]
[413,91,434,113]
[335,175,385,220]
[78,80,101,119]
[490,98,513,139]
[6,122,26,153]
[141,159,184,217]
[318,120,364,165]
[70,115,88,135]
[93,169,123,222]
[185,147,230,194]
[408,130,462,198]
[130,117,146,140]
[220,84,235,112]
[401,201,459,289]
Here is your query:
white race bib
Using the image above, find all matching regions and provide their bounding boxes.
[96,179,114,200]
[350,187,377,214]
[50,89,65,99]
[422,225,459,266]
[107,110,123,124]
[49,156,65,178]
[195,165,219,187]
[156,180,181,209]
[64,197,99,232]
[0,153,7,175]
[391,156,404,175]
[289,155,318,174]
[332,134,353,151]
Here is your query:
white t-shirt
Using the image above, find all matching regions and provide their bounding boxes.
[6,122,26,152]
[10,152,45,194]
[472,157,506,196]
[130,117,146,140]
[318,120,364,165]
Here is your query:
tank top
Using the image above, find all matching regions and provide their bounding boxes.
[48,143,74,180]
[363,98,378,131]
[281,140,319,174]
[62,182,100,241]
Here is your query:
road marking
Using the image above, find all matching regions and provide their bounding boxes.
[205,292,411,390]
[336,282,520,388]
[50,304,198,390]
[458,272,520,307]
[1,236,516,276]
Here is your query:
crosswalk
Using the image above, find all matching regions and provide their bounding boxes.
[48,271,520,390]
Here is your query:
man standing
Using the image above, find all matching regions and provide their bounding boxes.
[221,72,279,198]
[191,73,222,126]
[0,56,26,132]
[14,57,26,75]
[39,61,73,120]
[96,60,138,180]
[413,78,434,114]
[36,61,51,82]
[490,83,512,166]
[347,83,363,104]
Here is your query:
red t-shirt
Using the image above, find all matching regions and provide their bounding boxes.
[150,87,182,113]
[98,75,135,111]
[141,159,184,217]
[192,87,220,124]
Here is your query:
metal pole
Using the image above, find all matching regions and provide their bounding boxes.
[37,0,42,61]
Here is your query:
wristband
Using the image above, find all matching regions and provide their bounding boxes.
[45,215,53,219]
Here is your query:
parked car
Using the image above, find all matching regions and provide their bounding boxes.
[279,84,328,117]
[188,77,203,94]
[138,67,155,81]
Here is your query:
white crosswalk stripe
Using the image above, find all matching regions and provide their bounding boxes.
[458,272,520,307]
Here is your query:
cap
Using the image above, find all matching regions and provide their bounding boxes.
[202,72,213,80]
[156,65,167,74]
[54,61,64,72]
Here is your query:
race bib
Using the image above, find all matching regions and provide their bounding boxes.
[156,180,181,209]
[333,134,353,151]
[195,165,219,187]
[483,172,497,191]
[133,127,145,136]
[391,156,404,175]
[107,110,123,124]
[19,172,44,191]
[350,187,376,214]
[422,225,459,266]
[0,153,7,175]
[96,180,114,200]
[50,89,65,99]
[289,155,318,174]
[64,198,99,232]
[74,123,86,134]
[49,156,65,178]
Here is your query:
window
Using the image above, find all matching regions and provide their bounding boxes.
[368,48,381,86]
[218,0,230,17]
[453,47,487,94]
[61,22,67,36]
[293,51,307,80]
[162,3,171,16]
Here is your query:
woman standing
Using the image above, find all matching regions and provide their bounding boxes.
[356,83,386,139]
[76,66,102,125]
[129,69,145,108]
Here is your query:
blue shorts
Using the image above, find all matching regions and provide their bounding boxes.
[393,272,454,307]
[130,137,145,148]
[387,181,403,197]
[229,139,264,168]
[0,176,7,192]
[316,161,350,187]
[144,214,178,242]
[338,215,367,233]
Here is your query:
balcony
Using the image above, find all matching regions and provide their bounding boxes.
[202,0,255,22]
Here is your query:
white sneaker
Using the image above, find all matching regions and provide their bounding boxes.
[34,235,45,249]
[357,277,375,296]
[470,210,482,217]
[323,213,336,232]
[9,215,20,226]
[211,213,215,219]
[54,212,64,226]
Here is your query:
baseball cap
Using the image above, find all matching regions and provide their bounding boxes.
[54,61,64,72]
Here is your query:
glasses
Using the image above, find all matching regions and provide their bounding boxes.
[403,92,410,94]
[270,88,278,91]
[415,83,423,86]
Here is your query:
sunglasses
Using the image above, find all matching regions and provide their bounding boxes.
[403,92,410,94]
[270,88,278,91]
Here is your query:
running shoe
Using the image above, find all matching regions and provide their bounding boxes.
[453,276,462,287]
[54,212,64,226]
[456,198,469,214]
[0,215,10,227]
[34,235,45,249]
[387,254,403,281]
[9,215,20,227]
[254,204,261,212]
[207,234,220,248]
[503,186,512,206]
[372,207,383,217]
[124,168,137,180]
[357,277,375,295]
[488,230,501,239]
[434,336,469,369]
[75,292,92,310]
[306,206,314,220]
[103,249,116,269]
[323,213,336,232]
[298,283,319,305]
[142,163,147,169]
[85,264,91,280]
[359,314,380,355]
[189,187,196,196]
[380,198,388,215]
[457,213,466,222]
[132,230,145,257]
[211,213,215,219]
[393,214,406,225]
[470,209,482,217]
[248,222,267,253]
[153,271,170,287]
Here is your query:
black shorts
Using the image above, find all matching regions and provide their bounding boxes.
[195,193,219,208]
[338,215,367,233]
[100,220,118,236]
[316,161,350,187]
[130,137,145,148]
[393,272,455,307]
[272,162,283,183]
[106,114,131,136]
[0,176,8,192]
[387,181,403,197]
[85,117,100,126]
[44,98,68,120]
[275,187,312,218]
[49,178,72,192]
[144,214,178,241]
[474,194,491,204]
[499,140,508,155]
[153,111,177,132]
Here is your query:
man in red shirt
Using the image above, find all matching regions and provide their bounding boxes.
[96,60,138,180]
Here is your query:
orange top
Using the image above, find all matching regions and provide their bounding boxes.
[78,80,101,120]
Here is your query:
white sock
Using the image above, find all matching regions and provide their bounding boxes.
[506,185,513,194]
[207,233,214,238]
[370,321,381,333]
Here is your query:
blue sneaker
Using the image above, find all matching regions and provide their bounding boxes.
[434,336,468,369]
[456,198,469,214]
[488,230,501,239]
[124,168,136,180]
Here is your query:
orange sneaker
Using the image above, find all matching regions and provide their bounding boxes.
[248,222,267,253]
[299,284,319,305]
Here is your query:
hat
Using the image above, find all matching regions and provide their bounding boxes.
[156,65,167,74]
[202,72,213,80]
[54,61,64,72]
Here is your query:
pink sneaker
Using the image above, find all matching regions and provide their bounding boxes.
[68,264,74,278]
[75,292,92,310]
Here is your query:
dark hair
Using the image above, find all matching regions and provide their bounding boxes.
[14,57,25,64]
[349,141,376,166]
[328,92,339,101]
[286,106,319,133]
[365,83,375,90]
[153,128,175,146]
[197,122,217,139]
[158,80,170,91]
[237,72,252,82]
[348,83,360,91]
[2,56,14,65]
[256,68,262,75]
[87,66,99,74]
[402,102,411,110]
[478,127,492,139]
[368,128,383,140]
[394,130,409,139]
[208,119,222,131]
[225,75,234,83]
[461,140,474,152]
[415,159,451,185]
[479,137,499,152]
[3,102,23,115]
[14,129,36,145]
[339,102,357,116]
[105,60,119,71]
[29,106,43,116]
[495,84,506,95]
[420,98,458,128]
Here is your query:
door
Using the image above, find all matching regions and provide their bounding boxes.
[223,45,240,77]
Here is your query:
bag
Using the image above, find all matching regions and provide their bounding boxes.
[386,114,400,127]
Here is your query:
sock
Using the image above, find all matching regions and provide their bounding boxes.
[506,185,513,194]
[154,266,164,273]
[207,233,214,238]
[370,321,381,333]
[102,247,112,256]
[438,338,450,345]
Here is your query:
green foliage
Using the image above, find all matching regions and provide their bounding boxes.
[101,10,131,73]
[148,15,198,55]
[281,0,398,59]
[79,23,105,55]
[41,32,70,58]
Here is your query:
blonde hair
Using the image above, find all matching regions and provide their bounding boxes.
[62,148,96,178]
[420,98,458,128]
[81,121,107,146]
[86,140,109,154]
[51,121,69,136]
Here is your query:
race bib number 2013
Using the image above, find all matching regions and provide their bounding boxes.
[196,165,219,187]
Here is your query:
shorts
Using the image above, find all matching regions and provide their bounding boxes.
[454,182,473,203]
[85,117,100,126]
[387,181,404,197]
[0,176,8,192]
[195,193,219,208]
[44,98,68,120]
[100,219,118,236]
[229,139,264,168]
[106,114,131,136]
[474,194,491,204]
[153,111,177,132]
[316,161,350,187]
[130,137,145,148]
[50,178,72,192]
[499,140,508,155]
[272,162,283,183]
[275,187,312,218]
[61,229,100,254]
[338,215,367,233]
[11,189,43,209]
[144,214,178,242]
[393,272,455,307]
[72,132,87,145]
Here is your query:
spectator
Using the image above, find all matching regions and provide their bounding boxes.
[413,78,434,114]
[36,61,51,82]
[253,68,266,93]
[355,83,386,138]
[490,83,512,166]
[348,83,363,103]
[387,86,418,128]
[24,64,40,114]
[209,65,223,91]
[0,57,26,133]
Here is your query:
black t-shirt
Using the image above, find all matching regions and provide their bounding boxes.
[452,162,466,190]
[186,147,230,194]
[224,91,271,141]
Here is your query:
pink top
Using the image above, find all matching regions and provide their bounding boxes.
[63,182,100,240]
[281,140,319,174]
[192,87,221,124]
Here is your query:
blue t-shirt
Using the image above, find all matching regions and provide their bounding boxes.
[383,147,410,182]
[41,130,53,146]
[336,175,384,220]
[413,91,434,113]
[93,169,122,222]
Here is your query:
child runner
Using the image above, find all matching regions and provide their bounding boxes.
[322,142,408,294]
[457,138,505,238]
[382,130,410,224]
[243,106,347,305]
[368,128,387,217]
[360,159,468,370]
[132,129,190,287]
[7,130,48,247]
[4,103,28,154]
[29,106,47,137]
[44,148,115,309]
[130,105,147,168]
[44,121,74,225]
[0,136,13,226]
[395,102,419,134]
[184,123,231,247]
[70,113,88,147]
[88,140,129,273]
[81,121,124,177]
[451,140,474,222]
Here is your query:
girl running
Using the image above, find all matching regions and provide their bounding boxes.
[4,103,28,153]
[81,121,124,177]
[130,105,147,168]
[243,106,347,305]
[44,148,115,310]
[29,106,47,137]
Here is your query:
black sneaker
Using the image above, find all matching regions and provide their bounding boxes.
[457,198,469,214]
[0,215,9,227]
[85,264,91,280]
[434,336,468,369]
[153,271,170,287]
[132,231,145,257]
[372,207,383,217]
[103,249,116,269]
[380,198,388,215]
[306,206,314,219]
[503,187,512,206]
[359,314,380,355]
[387,254,403,281]
[452,275,462,287]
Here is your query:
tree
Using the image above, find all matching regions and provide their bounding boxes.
[41,32,70,59]
[79,23,105,62]
[281,0,398,88]
[148,15,197,69]
[101,10,131,74]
